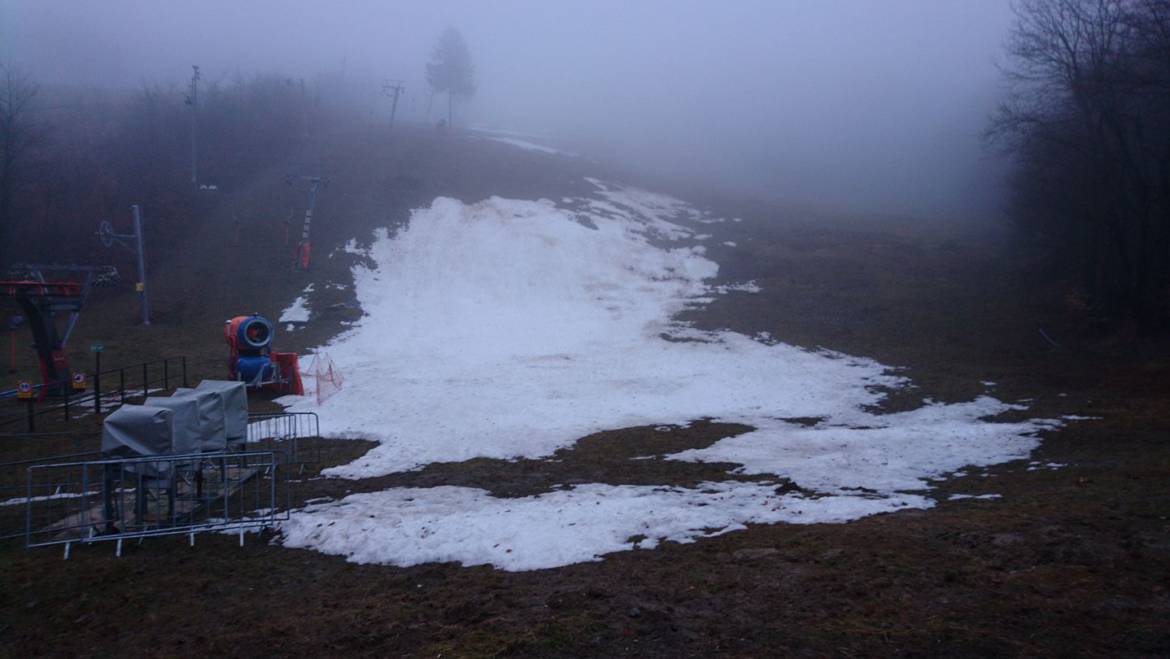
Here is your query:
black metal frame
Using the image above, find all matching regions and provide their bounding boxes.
[0,356,189,430]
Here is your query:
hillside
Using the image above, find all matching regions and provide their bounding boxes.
[2,123,1168,655]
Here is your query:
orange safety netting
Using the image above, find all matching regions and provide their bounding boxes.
[309,352,344,405]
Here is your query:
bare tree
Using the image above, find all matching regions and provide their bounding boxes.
[0,63,40,260]
[990,0,1170,331]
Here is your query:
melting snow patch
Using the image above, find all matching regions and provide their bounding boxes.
[948,493,1002,501]
[274,185,1073,571]
[0,490,100,507]
[713,281,761,294]
[281,482,929,571]
[1026,461,1066,471]
[584,178,700,240]
[487,136,570,156]
[279,296,310,323]
[280,284,314,323]
[669,399,1060,494]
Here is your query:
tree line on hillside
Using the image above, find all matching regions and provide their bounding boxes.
[0,63,40,259]
[992,0,1170,334]
[0,71,319,264]
[0,26,477,266]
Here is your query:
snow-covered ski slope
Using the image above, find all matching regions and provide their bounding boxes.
[277,179,1066,571]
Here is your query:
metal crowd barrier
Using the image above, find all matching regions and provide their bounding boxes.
[24,450,288,555]
[245,412,321,465]
[2,411,323,548]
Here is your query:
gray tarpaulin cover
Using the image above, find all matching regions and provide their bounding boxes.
[172,387,227,451]
[195,380,248,440]
[143,395,202,454]
[101,405,175,459]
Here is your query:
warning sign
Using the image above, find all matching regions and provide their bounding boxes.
[16,381,33,400]
[71,372,87,390]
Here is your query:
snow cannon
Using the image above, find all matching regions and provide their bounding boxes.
[223,314,304,395]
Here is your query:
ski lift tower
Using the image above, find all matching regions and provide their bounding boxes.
[97,204,150,326]
[382,79,405,130]
[0,265,100,397]
[288,176,326,271]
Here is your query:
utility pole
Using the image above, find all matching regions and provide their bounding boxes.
[382,79,405,130]
[132,205,149,326]
[299,78,308,138]
[187,65,200,185]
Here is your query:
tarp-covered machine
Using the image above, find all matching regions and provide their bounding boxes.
[144,392,220,452]
[193,380,249,444]
[101,405,192,468]
[95,379,256,532]
[101,381,243,463]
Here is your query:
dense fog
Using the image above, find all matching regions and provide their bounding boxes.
[1,0,1015,219]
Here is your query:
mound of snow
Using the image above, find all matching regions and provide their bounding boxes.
[282,195,904,476]
[276,185,1066,570]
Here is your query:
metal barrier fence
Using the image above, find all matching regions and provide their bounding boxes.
[24,450,288,553]
[0,411,321,544]
[0,356,189,430]
[0,445,102,541]
[245,412,320,465]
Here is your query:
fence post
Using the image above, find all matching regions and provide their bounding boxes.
[142,363,148,398]
[63,388,70,421]
[93,350,102,415]
[25,398,34,433]
[119,369,125,405]
[182,356,188,388]
[163,358,169,390]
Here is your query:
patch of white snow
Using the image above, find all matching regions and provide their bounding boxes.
[273,185,1072,571]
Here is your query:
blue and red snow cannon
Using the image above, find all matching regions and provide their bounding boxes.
[224,314,304,395]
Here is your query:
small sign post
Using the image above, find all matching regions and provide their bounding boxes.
[91,343,103,414]
[17,380,34,432]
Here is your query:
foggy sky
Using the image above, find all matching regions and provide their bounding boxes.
[0,0,1016,220]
